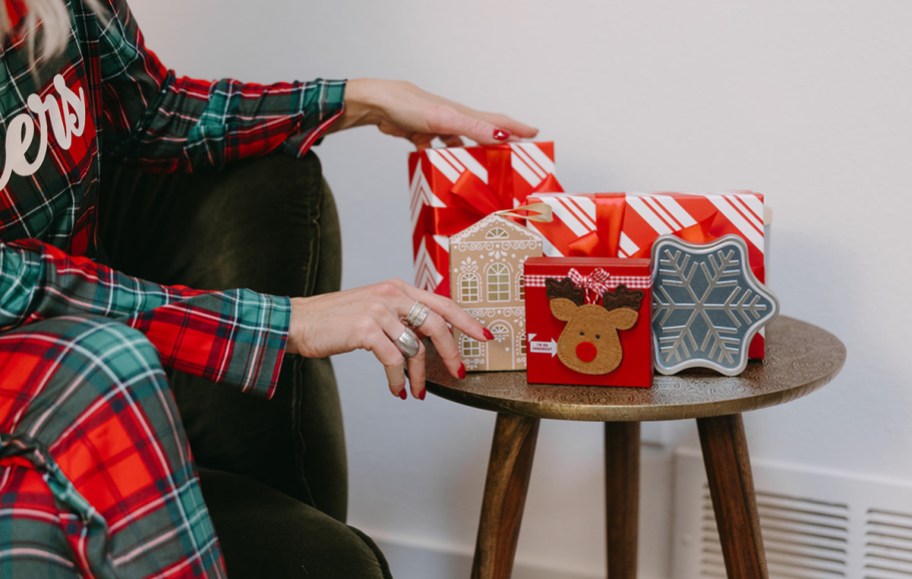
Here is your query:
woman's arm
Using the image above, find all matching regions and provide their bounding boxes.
[93,0,539,168]
[331,78,539,149]
[95,0,344,171]
[1,239,289,397]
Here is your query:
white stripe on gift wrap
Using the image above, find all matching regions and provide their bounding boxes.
[510,143,548,186]
[553,195,597,237]
[709,195,765,253]
[628,194,697,235]
[413,238,443,292]
[619,232,639,258]
[433,234,450,252]
[510,151,543,187]
[647,195,698,231]
[540,235,560,257]
[409,166,445,226]
[447,147,488,183]
[426,149,462,183]
[657,195,701,229]
[515,142,556,176]
[726,194,765,235]
[436,148,467,179]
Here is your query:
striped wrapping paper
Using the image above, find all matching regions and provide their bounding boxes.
[408,142,562,296]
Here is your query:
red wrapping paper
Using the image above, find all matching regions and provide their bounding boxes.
[524,257,653,387]
[408,142,563,297]
[526,191,767,358]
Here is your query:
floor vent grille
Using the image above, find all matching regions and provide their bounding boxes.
[674,450,912,578]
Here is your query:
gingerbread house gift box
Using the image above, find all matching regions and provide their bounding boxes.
[409,142,562,297]
[524,257,652,387]
[450,214,543,371]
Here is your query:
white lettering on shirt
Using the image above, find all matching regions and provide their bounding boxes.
[1,74,87,190]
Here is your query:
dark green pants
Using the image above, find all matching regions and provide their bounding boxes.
[98,153,391,579]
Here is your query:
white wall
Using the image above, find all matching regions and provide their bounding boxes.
[129,1,912,577]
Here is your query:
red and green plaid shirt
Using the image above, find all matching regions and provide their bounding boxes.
[0,0,346,396]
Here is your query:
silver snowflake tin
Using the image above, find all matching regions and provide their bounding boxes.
[651,234,779,376]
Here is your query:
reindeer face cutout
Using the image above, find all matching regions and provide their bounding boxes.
[546,278,644,375]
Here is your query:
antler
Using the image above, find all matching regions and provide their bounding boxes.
[602,284,644,311]
[547,277,585,305]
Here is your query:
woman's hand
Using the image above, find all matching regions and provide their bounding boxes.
[327,78,539,149]
[286,280,491,400]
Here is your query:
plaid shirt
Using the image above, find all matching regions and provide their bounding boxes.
[1,0,347,576]
[0,0,346,396]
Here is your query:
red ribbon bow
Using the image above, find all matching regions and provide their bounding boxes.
[418,145,563,239]
[566,194,721,259]
[568,268,613,304]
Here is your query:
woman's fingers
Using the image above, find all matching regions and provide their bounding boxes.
[376,286,465,381]
[384,364,408,399]
[366,319,409,398]
[438,134,465,148]
[373,281,482,384]
[344,79,539,148]
[405,345,427,400]
[390,280,488,341]
[287,279,490,401]
[423,95,538,145]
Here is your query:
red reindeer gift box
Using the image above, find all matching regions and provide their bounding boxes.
[524,257,653,387]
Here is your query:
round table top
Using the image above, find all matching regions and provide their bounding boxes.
[426,316,846,422]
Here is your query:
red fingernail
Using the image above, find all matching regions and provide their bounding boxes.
[418,388,427,401]
[398,388,408,400]
[493,129,510,141]
[482,328,495,341]
[458,364,467,380]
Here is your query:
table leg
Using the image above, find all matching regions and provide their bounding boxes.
[697,414,768,579]
[604,422,640,579]
[472,412,540,579]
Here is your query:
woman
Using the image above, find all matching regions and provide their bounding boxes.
[0,0,538,576]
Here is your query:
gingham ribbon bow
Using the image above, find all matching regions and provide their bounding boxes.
[568,268,613,304]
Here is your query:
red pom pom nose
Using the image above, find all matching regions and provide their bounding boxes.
[576,341,598,363]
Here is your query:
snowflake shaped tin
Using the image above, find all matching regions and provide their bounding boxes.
[651,234,779,376]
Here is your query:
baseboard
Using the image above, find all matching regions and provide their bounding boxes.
[374,533,649,579]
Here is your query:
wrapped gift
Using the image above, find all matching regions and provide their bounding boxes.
[526,191,768,358]
[450,214,543,371]
[524,257,652,387]
[409,142,562,297]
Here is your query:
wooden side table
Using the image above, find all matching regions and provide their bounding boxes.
[425,316,846,579]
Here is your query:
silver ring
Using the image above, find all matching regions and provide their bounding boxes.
[395,327,420,358]
[404,301,431,329]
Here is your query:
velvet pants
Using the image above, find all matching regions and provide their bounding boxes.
[95,152,392,578]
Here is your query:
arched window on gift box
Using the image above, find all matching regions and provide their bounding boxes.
[486,263,511,302]
[486,227,509,240]
[490,322,511,342]
[459,273,480,303]
[516,272,525,302]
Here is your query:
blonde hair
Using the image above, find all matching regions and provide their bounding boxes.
[0,0,106,65]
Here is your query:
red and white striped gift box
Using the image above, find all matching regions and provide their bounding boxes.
[526,191,768,358]
[408,142,563,296]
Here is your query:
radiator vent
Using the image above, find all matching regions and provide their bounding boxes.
[865,509,912,578]
[674,450,912,578]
